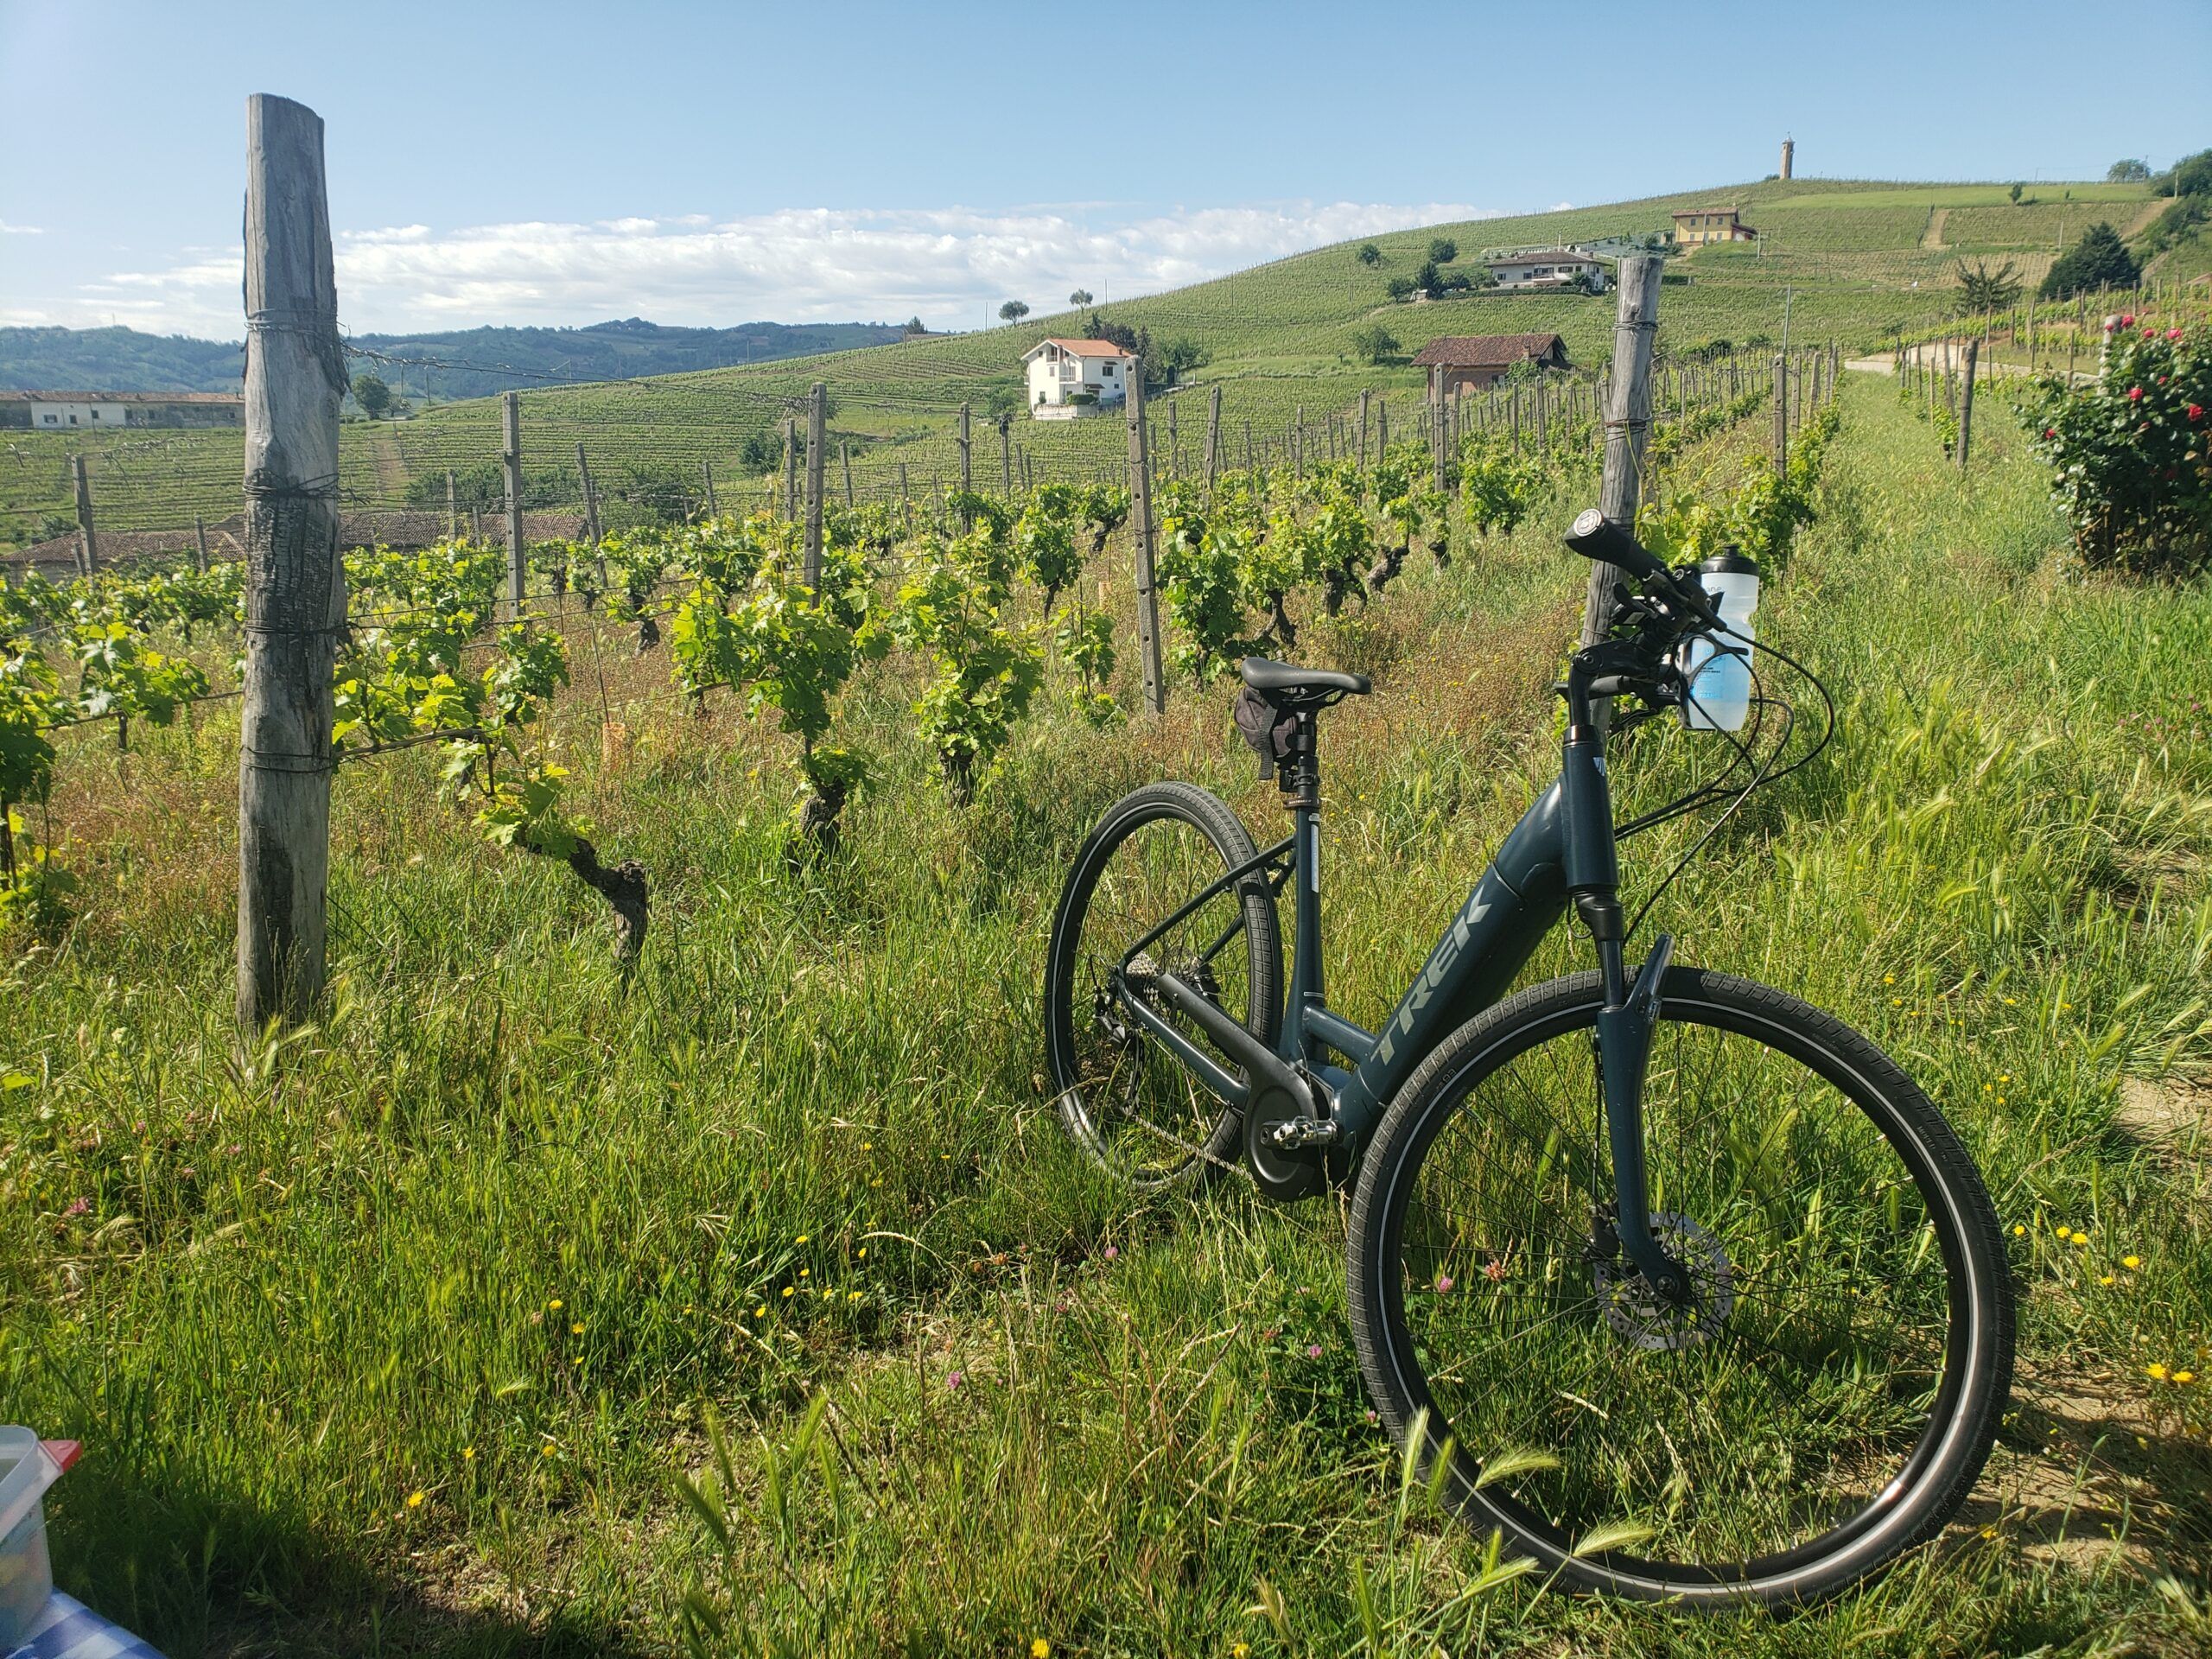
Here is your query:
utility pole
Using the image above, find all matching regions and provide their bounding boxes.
[236,92,345,1029]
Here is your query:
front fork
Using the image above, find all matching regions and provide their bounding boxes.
[1564,702,1690,1304]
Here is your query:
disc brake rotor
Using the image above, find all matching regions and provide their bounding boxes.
[1592,1211,1736,1351]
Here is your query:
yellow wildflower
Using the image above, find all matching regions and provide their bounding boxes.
[2148,1363,2169,1382]
[2177,1371,2197,1385]
[2123,1255,2141,1270]
[570,1321,585,1335]
[406,1490,425,1510]
[461,1446,475,1461]
[1032,1642,1050,1659]
[549,1299,563,1311]
[782,1287,795,1298]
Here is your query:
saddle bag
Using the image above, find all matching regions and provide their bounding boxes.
[1232,686,1299,780]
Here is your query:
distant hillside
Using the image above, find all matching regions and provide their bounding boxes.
[0,317,909,397]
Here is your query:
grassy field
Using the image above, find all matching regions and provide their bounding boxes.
[0,175,2164,550]
[3,369,2209,1655]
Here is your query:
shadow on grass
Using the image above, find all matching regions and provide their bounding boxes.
[50,1457,658,1659]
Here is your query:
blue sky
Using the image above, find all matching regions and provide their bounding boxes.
[2,0,2204,337]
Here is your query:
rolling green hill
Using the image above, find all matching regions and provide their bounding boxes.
[0,175,2162,549]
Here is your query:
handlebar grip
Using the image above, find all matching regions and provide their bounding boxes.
[1564,508,1669,582]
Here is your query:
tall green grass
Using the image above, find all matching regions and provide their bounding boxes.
[1,376,2207,1655]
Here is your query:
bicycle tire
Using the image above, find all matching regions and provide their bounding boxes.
[1044,782,1282,1190]
[1346,965,2013,1605]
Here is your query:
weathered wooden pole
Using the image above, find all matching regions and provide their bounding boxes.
[957,403,973,494]
[445,467,457,540]
[701,458,718,518]
[842,440,855,507]
[1357,388,1370,470]
[1579,253,1662,657]
[1956,338,1979,473]
[781,417,798,520]
[1429,365,1448,493]
[1125,359,1166,715]
[575,443,601,546]
[1205,384,1222,490]
[236,92,346,1030]
[502,391,525,615]
[998,413,1013,494]
[804,380,826,587]
[70,454,98,575]
[1771,354,1789,473]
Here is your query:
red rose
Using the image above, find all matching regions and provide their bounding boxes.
[2190,404,2205,422]
[2128,386,2145,401]
[2169,328,2185,341]
[2044,426,2056,438]
[2120,313,2136,327]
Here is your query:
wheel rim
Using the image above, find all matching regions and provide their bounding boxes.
[1054,810,1271,1186]
[1378,995,1978,1586]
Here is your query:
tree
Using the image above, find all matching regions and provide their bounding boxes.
[353,372,391,420]
[1384,275,1417,302]
[1427,237,1458,264]
[2152,149,2212,198]
[901,315,928,337]
[1067,289,1092,307]
[2107,158,2151,183]
[998,300,1030,324]
[2037,223,2140,300]
[1355,242,1382,267]
[1955,257,2022,314]
[1351,324,1400,365]
[2008,181,2024,204]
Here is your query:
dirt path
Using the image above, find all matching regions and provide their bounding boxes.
[369,428,407,499]
[1923,207,1950,251]
[1843,340,2042,378]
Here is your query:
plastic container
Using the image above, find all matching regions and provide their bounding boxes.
[1674,549,1761,732]
[0,1428,65,1649]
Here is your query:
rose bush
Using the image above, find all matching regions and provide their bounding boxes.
[2023,320,2211,575]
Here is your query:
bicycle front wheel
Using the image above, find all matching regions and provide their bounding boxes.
[1346,967,2012,1606]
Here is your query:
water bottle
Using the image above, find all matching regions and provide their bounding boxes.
[1675,549,1760,732]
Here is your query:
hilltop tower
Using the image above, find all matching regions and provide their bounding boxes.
[1780,137,1795,181]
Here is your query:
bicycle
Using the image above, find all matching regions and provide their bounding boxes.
[1042,509,2014,1606]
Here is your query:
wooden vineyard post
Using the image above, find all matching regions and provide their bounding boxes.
[1580,253,1662,660]
[1771,354,1788,473]
[236,92,346,1030]
[1166,398,1179,480]
[71,454,98,576]
[701,459,718,518]
[842,441,855,507]
[1243,420,1253,474]
[1429,365,1448,493]
[502,391,525,616]
[575,442,601,546]
[1377,399,1389,455]
[782,418,797,521]
[445,467,457,540]
[1125,359,1166,715]
[898,461,912,528]
[194,514,210,575]
[1357,388,1370,471]
[1294,404,1304,481]
[804,381,826,588]
[999,414,1013,494]
[1205,384,1222,491]
[957,404,972,495]
[1956,338,1979,474]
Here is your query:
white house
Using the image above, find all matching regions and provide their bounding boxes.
[0,391,245,430]
[1484,251,1608,293]
[1021,338,1136,418]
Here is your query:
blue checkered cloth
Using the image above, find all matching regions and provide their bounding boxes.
[5,1594,165,1659]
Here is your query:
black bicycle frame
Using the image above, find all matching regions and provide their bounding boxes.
[1109,654,1689,1296]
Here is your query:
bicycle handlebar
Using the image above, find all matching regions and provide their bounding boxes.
[1564,508,1720,626]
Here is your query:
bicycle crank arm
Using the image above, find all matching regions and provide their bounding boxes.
[1595,933,1687,1301]
[1149,969,1316,1113]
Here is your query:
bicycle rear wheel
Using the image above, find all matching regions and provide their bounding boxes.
[1044,782,1281,1190]
[1346,967,2012,1605]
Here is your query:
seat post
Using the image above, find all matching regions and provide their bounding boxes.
[1281,711,1320,813]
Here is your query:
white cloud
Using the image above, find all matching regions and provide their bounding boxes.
[0,220,43,235]
[25,199,1498,337]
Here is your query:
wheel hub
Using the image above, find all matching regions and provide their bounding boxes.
[1592,1211,1735,1351]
